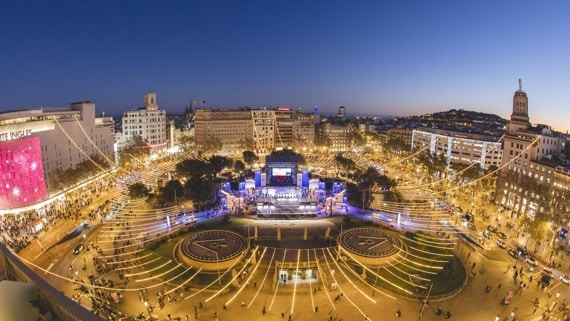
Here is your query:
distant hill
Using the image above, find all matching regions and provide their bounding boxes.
[390,108,507,136]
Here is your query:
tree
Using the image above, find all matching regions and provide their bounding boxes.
[351,130,366,148]
[119,135,150,167]
[161,179,184,203]
[384,138,409,154]
[203,136,223,155]
[128,182,150,198]
[334,154,356,173]
[209,156,232,176]
[376,175,396,192]
[184,177,214,206]
[234,160,245,175]
[175,159,211,179]
[177,133,194,153]
[527,218,551,247]
[242,151,259,166]
[238,137,254,151]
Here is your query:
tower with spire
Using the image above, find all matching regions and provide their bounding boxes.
[507,79,531,134]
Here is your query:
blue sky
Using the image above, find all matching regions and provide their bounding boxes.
[1,1,569,132]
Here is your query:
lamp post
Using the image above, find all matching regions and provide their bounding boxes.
[418,282,433,321]
[215,251,221,290]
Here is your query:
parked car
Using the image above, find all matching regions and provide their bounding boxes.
[541,274,553,286]
[488,225,497,233]
[515,246,528,258]
[560,274,570,285]
[525,257,538,266]
[73,243,85,255]
[508,249,517,258]
[542,268,553,277]
[467,222,476,230]
[497,240,506,249]
[496,231,507,239]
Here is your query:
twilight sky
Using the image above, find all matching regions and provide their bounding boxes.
[1,1,569,132]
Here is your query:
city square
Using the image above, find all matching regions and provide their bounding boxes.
[1,3,570,321]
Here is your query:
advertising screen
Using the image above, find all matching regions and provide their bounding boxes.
[0,136,47,209]
[272,168,291,176]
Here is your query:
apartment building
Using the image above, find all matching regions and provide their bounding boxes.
[121,92,167,152]
[411,127,502,170]
[194,108,314,155]
[496,80,569,219]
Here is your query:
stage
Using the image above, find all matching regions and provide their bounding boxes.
[255,186,320,219]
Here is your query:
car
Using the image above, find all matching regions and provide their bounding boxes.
[73,243,85,255]
[463,214,474,223]
[497,240,506,249]
[542,268,553,277]
[541,274,553,286]
[483,230,492,240]
[487,225,497,233]
[525,257,538,266]
[560,274,570,285]
[508,249,517,258]
[467,222,476,230]
[516,246,528,258]
[496,231,507,239]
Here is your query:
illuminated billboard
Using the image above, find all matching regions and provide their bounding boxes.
[0,136,47,209]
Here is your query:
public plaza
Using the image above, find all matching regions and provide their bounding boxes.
[3,152,569,321]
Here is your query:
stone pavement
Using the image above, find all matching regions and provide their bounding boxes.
[16,193,570,321]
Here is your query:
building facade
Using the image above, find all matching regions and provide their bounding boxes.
[194,108,314,155]
[496,80,569,220]
[0,101,115,209]
[121,92,167,152]
[411,127,502,170]
[315,122,352,153]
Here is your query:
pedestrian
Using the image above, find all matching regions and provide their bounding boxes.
[282,312,285,318]
[315,306,318,312]
[223,304,227,311]
[168,313,171,320]
[498,283,502,289]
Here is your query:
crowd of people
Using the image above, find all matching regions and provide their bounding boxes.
[0,176,114,253]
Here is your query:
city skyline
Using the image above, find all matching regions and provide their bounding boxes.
[2,1,569,132]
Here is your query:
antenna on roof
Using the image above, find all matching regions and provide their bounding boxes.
[518,78,522,91]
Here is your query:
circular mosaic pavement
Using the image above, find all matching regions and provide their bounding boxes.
[339,228,403,265]
[177,230,248,271]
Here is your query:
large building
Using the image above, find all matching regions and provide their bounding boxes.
[0,101,115,210]
[121,92,167,152]
[194,108,314,155]
[194,109,254,155]
[496,80,569,220]
[411,127,502,170]
[315,122,352,153]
